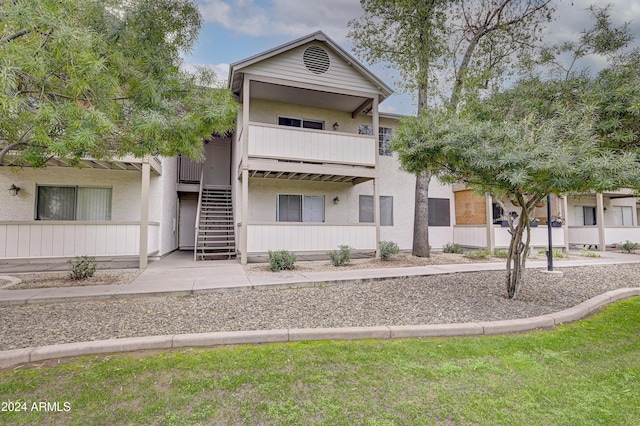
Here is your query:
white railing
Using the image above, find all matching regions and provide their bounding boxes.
[568,226,600,246]
[605,227,640,245]
[246,223,376,253]
[494,226,565,248]
[453,225,487,248]
[247,123,376,166]
[0,222,159,259]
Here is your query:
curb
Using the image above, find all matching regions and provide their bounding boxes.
[1,288,638,370]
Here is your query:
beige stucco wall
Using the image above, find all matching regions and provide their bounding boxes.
[0,166,145,221]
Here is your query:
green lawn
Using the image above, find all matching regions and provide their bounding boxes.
[2,298,640,425]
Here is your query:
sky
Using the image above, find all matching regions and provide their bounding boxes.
[184,0,640,116]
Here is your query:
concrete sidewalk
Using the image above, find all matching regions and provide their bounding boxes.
[1,250,639,306]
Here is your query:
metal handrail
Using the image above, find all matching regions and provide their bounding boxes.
[193,168,204,261]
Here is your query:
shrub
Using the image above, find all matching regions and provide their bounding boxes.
[329,245,352,266]
[267,250,296,272]
[492,249,509,258]
[537,249,566,258]
[443,242,464,254]
[378,241,400,261]
[579,247,601,258]
[619,240,639,254]
[68,255,97,280]
[463,249,491,259]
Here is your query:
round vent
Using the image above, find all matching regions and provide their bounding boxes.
[303,45,330,74]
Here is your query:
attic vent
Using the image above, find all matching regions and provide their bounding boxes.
[303,46,330,74]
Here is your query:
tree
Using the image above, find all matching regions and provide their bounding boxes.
[392,106,640,298]
[392,6,640,298]
[349,0,554,257]
[0,0,237,167]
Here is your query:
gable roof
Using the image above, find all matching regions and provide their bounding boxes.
[228,31,393,101]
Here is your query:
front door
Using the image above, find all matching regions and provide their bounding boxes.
[178,194,198,250]
[203,139,231,186]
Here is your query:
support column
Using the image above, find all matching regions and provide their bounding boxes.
[373,177,380,254]
[485,194,495,252]
[139,157,150,269]
[562,196,570,251]
[372,96,380,255]
[596,193,606,252]
[240,168,249,264]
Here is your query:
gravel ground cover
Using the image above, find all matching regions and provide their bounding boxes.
[1,263,638,350]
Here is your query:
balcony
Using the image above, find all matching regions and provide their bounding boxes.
[245,123,377,183]
[453,225,566,249]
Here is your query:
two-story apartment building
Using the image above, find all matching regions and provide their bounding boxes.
[0,31,637,269]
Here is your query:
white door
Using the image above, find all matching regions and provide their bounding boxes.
[178,195,198,250]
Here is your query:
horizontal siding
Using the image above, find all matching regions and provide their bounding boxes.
[243,42,380,95]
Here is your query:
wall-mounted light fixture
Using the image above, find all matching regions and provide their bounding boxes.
[333,196,340,205]
[8,184,20,197]
[332,122,339,131]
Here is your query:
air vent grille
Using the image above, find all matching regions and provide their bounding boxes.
[303,45,330,74]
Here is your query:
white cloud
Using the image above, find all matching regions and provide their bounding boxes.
[198,0,362,43]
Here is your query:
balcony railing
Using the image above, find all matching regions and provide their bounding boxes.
[0,221,159,259]
[245,223,376,253]
[247,123,376,167]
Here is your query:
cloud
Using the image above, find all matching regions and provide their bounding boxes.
[198,0,362,43]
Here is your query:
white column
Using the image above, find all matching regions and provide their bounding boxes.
[596,193,606,251]
[139,157,151,269]
[485,194,494,252]
[240,168,249,264]
[562,196,570,251]
[372,96,380,255]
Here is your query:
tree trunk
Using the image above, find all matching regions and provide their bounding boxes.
[413,172,431,257]
[505,193,538,299]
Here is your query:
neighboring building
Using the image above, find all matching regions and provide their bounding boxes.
[0,31,637,269]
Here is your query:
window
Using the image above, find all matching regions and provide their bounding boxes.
[278,116,324,130]
[359,195,393,226]
[359,125,393,156]
[574,206,596,225]
[612,206,634,226]
[36,186,112,220]
[492,202,505,224]
[277,194,324,222]
[428,198,451,226]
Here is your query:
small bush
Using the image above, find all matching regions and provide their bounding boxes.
[492,249,509,258]
[464,249,491,259]
[579,247,601,258]
[68,255,97,280]
[267,250,296,272]
[329,245,352,266]
[537,249,566,258]
[619,240,639,254]
[378,241,400,261]
[443,243,464,254]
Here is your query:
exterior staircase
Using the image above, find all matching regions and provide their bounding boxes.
[195,186,235,260]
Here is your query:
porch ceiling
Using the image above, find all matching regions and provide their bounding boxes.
[42,156,162,174]
[250,81,371,115]
[244,159,375,185]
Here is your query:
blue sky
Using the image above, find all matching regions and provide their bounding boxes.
[185,0,640,116]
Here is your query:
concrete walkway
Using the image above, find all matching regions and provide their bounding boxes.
[1,250,639,369]
[1,250,639,306]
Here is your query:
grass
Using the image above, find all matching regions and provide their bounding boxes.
[1,298,640,425]
[463,249,492,259]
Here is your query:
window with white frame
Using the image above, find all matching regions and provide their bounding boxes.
[612,205,634,226]
[359,195,393,226]
[277,194,324,222]
[36,186,112,221]
[278,116,324,130]
[359,125,393,156]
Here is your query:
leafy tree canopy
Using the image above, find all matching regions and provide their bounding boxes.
[0,0,237,167]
